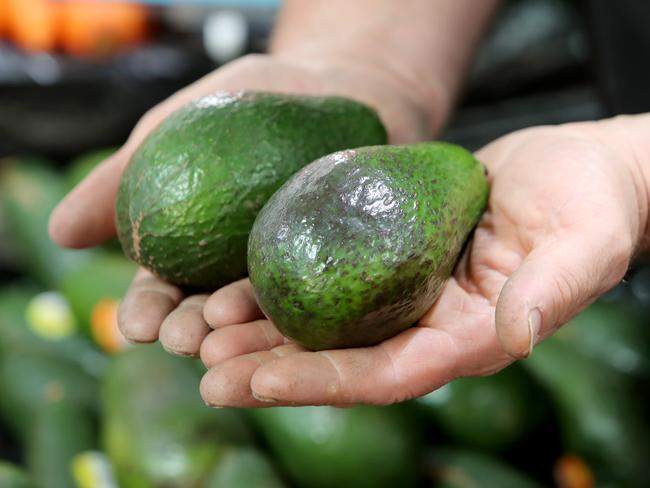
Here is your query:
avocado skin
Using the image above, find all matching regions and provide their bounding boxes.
[248,142,488,350]
[116,91,387,289]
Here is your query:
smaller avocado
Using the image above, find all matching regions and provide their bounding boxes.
[248,142,488,350]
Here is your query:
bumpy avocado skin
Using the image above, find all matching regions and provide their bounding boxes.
[115,92,387,289]
[248,142,489,350]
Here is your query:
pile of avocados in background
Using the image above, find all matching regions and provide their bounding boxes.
[2,143,650,488]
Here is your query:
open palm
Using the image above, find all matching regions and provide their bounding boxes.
[196,122,644,407]
[49,53,645,406]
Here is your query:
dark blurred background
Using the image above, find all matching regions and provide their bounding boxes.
[1,0,650,159]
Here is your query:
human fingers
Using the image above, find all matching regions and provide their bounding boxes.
[159,294,211,357]
[200,343,305,408]
[200,326,459,407]
[49,149,129,248]
[200,319,287,368]
[118,268,184,343]
[495,231,632,359]
[203,278,264,328]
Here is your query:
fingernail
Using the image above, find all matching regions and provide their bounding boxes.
[123,336,140,345]
[252,390,277,404]
[162,344,197,358]
[526,308,542,357]
[204,401,223,409]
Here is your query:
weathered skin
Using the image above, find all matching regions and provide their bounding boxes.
[115,91,387,288]
[248,143,489,350]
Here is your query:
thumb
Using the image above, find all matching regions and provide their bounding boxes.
[495,232,631,358]
[49,105,168,249]
[49,149,129,249]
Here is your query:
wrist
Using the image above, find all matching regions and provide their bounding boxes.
[269,0,501,140]
[273,45,449,135]
[270,48,448,141]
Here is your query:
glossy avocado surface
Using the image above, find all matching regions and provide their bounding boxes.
[248,142,488,350]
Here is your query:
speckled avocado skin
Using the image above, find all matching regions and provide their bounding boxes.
[248,142,489,350]
[115,92,387,288]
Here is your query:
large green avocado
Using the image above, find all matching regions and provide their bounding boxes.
[115,91,387,289]
[248,142,488,350]
[251,405,421,488]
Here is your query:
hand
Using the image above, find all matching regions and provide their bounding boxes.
[48,53,437,351]
[196,118,650,407]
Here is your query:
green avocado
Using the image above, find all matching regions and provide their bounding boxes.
[251,405,421,488]
[102,343,253,488]
[414,363,546,452]
[248,142,488,350]
[0,462,34,488]
[115,91,387,289]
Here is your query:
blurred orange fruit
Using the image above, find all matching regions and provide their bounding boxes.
[58,1,148,57]
[1,0,148,57]
[3,0,59,52]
